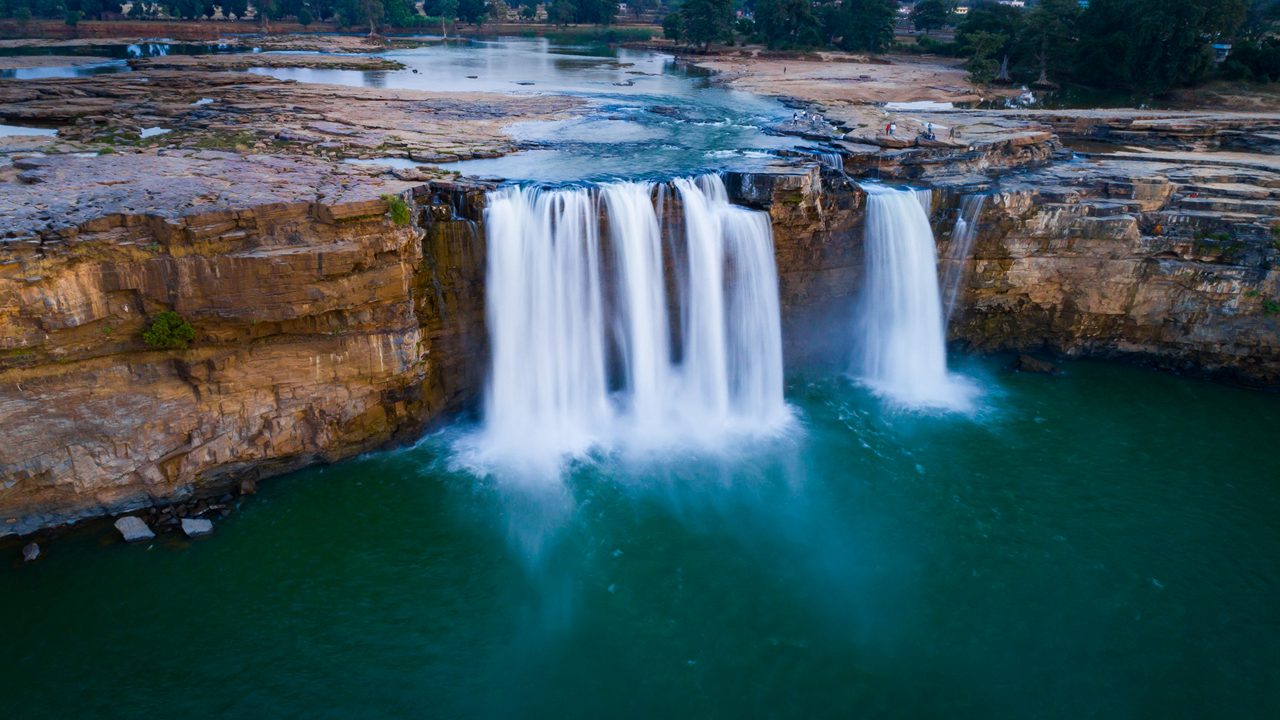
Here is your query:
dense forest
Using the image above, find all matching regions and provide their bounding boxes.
[2,0,1277,93]
[661,0,1280,93]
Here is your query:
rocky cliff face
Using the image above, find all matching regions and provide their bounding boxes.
[938,158,1280,385]
[4,154,1276,536]
[727,166,866,366]
[0,177,488,536]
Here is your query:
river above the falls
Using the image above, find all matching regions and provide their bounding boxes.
[248,37,821,182]
[4,357,1278,718]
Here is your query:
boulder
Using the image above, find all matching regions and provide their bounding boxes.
[114,516,155,542]
[21,542,39,562]
[181,518,214,538]
[1013,354,1060,375]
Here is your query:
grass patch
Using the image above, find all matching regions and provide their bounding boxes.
[1264,299,1280,316]
[142,310,195,350]
[382,194,412,226]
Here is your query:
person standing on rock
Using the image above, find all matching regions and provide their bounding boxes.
[889,122,896,137]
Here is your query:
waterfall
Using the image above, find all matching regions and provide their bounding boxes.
[939,195,987,325]
[602,181,672,429]
[484,185,611,465]
[479,174,789,473]
[853,184,974,411]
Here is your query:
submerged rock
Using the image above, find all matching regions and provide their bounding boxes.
[22,542,39,562]
[181,518,214,538]
[113,516,155,543]
[1013,354,1061,375]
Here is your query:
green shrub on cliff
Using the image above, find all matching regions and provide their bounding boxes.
[382,194,412,227]
[142,311,195,350]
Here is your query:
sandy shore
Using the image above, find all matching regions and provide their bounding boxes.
[689,51,997,106]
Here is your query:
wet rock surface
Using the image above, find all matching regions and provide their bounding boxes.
[113,516,154,542]
[0,70,582,166]
[180,518,213,538]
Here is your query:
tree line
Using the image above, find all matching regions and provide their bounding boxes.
[0,0,620,29]
[941,0,1278,93]
[663,0,899,53]
[662,0,1280,94]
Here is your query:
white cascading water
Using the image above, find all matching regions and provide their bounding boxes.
[853,184,974,411]
[484,186,611,466]
[479,174,788,473]
[939,194,987,325]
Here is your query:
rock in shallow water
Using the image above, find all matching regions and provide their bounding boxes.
[181,518,214,538]
[113,516,155,542]
[1013,354,1061,375]
[22,542,39,562]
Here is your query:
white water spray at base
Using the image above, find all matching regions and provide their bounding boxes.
[853,184,975,411]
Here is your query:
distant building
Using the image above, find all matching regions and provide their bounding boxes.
[1213,44,1233,63]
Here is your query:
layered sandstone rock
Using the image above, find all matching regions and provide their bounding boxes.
[0,163,489,536]
[727,165,866,366]
[938,158,1280,385]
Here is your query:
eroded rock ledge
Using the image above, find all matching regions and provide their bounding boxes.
[0,164,490,536]
[938,156,1280,385]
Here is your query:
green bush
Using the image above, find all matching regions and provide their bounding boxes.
[382,194,411,226]
[142,311,195,350]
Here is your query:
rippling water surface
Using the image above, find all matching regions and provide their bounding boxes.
[4,358,1278,718]
[249,37,816,181]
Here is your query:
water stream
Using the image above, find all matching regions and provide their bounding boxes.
[853,185,974,411]
[472,174,787,476]
[941,194,988,326]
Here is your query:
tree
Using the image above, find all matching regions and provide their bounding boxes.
[661,10,683,41]
[1019,0,1080,86]
[221,0,248,19]
[422,0,458,34]
[965,30,1007,84]
[456,0,485,23]
[1242,0,1280,37]
[754,0,822,49]
[548,0,572,25]
[956,0,1021,79]
[677,0,733,51]
[910,0,952,36]
[826,0,897,53]
[254,0,279,31]
[1076,0,1249,92]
